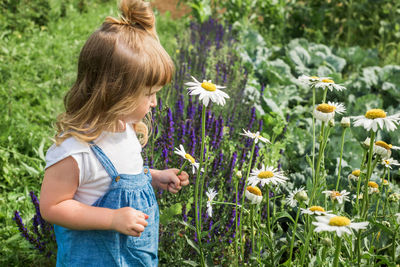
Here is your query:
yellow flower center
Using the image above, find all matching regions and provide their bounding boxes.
[375,141,392,150]
[247,186,262,196]
[383,179,389,185]
[309,206,325,212]
[322,78,334,83]
[311,76,319,79]
[331,191,341,198]
[329,216,351,226]
[351,169,361,177]
[365,109,386,119]
[316,103,336,113]
[201,82,217,92]
[258,171,274,179]
[384,160,390,165]
[185,154,195,163]
[368,181,379,188]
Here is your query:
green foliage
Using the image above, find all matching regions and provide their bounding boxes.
[185,0,400,65]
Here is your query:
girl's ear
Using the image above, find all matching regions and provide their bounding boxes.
[133,121,148,147]
[117,120,127,132]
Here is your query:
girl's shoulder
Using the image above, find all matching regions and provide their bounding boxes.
[45,136,91,169]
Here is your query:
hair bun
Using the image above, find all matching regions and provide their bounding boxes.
[119,0,155,30]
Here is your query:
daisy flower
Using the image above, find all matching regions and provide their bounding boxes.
[185,76,229,107]
[367,181,379,194]
[348,169,361,181]
[322,190,350,204]
[313,102,346,123]
[301,206,331,216]
[205,188,217,217]
[313,214,368,237]
[352,109,400,132]
[373,140,400,159]
[174,144,200,174]
[286,187,308,207]
[381,158,400,169]
[298,75,321,87]
[248,165,288,187]
[245,186,263,204]
[314,77,346,91]
[382,179,389,186]
[240,129,271,144]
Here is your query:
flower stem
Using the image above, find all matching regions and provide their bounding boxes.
[335,128,347,191]
[299,217,313,266]
[382,168,390,216]
[288,205,301,265]
[194,106,206,266]
[333,235,342,267]
[234,178,239,267]
[322,88,328,103]
[250,205,255,254]
[393,226,399,262]
[310,122,326,205]
[198,139,210,227]
[312,87,316,187]
[355,150,367,212]
[362,131,376,219]
[239,140,257,260]
[177,160,188,175]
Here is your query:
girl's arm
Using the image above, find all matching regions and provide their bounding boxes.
[40,156,148,236]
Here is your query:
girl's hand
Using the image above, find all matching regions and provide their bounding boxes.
[150,168,189,193]
[111,207,149,237]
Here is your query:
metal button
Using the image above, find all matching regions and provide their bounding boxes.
[115,176,120,182]
[144,168,148,174]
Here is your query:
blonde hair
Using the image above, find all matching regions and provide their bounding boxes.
[55,0,174,146]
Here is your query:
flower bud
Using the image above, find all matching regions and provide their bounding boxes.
[382,221,390,228]
[328,119,335,127]
[236,171,242,178]
[363,137,371,148]
[340,117,350,128]
[388,193,400,202]
[295,190,308,202]
[321,237,332,247]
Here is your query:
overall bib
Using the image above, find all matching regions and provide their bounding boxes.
[54,143,159,267]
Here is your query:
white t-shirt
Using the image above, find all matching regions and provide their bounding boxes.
[45,123,144,205]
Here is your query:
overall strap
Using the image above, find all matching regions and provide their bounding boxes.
[89,142,119,179]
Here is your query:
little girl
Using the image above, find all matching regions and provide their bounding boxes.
[39,0,189,266]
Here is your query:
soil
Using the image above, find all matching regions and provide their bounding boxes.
[151,0,191,19]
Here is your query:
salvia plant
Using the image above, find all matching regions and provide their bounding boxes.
[12,191,56,263]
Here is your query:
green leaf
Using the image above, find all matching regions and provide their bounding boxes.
[159,203,182,225]
[182,260,199,267]
[288,46,311,68]
[369,221,393,235]
[20,161,39,176]
[361,66,381,87]
[274,211,294,224]
[261,96,284,118]
[325,54,346,73]
[179,220,196,232]
[185,236,200,255]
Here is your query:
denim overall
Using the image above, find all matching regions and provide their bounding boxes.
[54,143,159,267]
